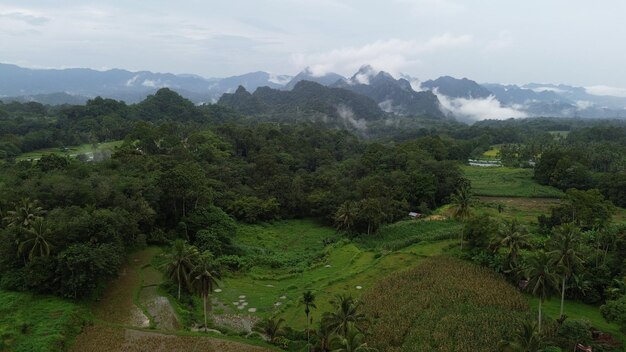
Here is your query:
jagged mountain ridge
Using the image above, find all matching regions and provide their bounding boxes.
[332,65,445,119]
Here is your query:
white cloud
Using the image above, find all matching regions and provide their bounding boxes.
[485,30,513,51]
[291,34,472,77]
[435,91,527,120]
[125,75,139,86]
[529,86,566,93]
[585,85,626,98]
[575,100,594,110]
[268,73,291,85]
[395,0,464,16]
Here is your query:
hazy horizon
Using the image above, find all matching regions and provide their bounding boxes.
[2,0,626,92]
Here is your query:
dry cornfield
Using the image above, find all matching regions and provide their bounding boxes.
[361,256,529,352]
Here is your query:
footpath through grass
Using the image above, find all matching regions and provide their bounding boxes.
[462,165,564,198]
[0,290,87,352]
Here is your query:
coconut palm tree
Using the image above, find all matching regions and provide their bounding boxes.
[334,201,359,234]
[4,198,45,228]
[449,182,473,249]
[17,218,53,261]
[525,251,560,333]
[254,317,285,343]
[330,327,378,352]
[163,239,198,300]
[493,220,532,269]
[548,223,584,319]
[316,319,335,352]
[497,320,544,352]
[324,295,366,338]
[302,290,317,351]
[192,250,220,332]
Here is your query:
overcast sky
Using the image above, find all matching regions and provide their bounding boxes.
[2,0,626,90]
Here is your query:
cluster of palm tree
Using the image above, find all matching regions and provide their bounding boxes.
[162,239,220,332]
[522,224,584,333]
[333,200,387,236]
[254,293,377,351]
[2,198,52,262]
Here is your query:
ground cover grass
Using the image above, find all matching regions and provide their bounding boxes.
[462,165,564,198]
[528,296,625,343]
[210,219,458,330]
[482,144,501,158]
[16,140,123,161]
[361,256,530,352]
[0,290,87,352]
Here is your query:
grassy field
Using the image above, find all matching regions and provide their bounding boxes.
[482,144,501,158]
[361,256,530,352]
[209,219,459,330]
[528,296,625,343]
[462,165,564,198]
[16,140,123,161]
[0,290,87,352]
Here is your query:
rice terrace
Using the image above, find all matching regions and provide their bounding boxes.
[3,2,626,351]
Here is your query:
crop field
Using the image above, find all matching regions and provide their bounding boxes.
[208,219,460,330]
[361,256,530,352]
[16,140,123,161]
[0,290,87,352]
[462,165,564,198]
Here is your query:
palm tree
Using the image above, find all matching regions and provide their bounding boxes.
[324,295,366,338]
[192,251,220,332]
[450,183,473,249]
[17,218,53,261]
[4,198,45,228]
[330,328,378,352]
[302,290,317,351]
[316,319,335,352]
[525,251,560,333]
[548,223,584,319]
[254,317,285,343]
[334,201,359,234]
[497,320,544,352]
[494,220,532,269]
[163,239,198,300]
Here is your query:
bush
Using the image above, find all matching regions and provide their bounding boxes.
[601,295,626,332]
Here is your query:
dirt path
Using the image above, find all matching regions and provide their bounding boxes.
[70,247,272,352]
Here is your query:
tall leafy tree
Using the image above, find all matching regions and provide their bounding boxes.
[548,223,584,319]
[497,320,545,352]
[17,218,53,262]
[323,295,366,338]
[192,251,221,332]
[163,240,198,300]
[4,198,45,228]
[329,327,378,352]
[450,182,473,249]
[334,201,359,234]
[525,251,560,332]
[302,290,317,350]
[254,317,285,343]
[493,220,532,270]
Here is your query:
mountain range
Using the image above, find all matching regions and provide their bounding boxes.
[2,62,626,121]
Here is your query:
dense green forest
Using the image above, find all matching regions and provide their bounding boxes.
[1,89,626,351]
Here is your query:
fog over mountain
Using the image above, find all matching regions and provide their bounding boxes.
[2,62,626,121]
